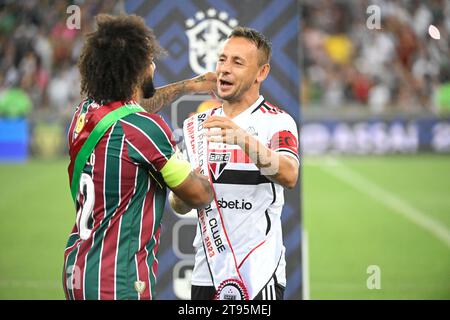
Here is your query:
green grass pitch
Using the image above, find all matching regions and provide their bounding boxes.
[0,155,449,299]
[304,155,450,299]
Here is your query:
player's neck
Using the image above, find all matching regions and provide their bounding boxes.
[222,92,260,119]
[132,87,141,103]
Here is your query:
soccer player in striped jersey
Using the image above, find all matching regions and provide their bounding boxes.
[63,14,213,300]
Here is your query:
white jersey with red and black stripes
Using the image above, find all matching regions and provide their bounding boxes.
[190,95,299,289]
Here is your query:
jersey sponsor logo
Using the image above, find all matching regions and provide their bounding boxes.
[217,198,253,211]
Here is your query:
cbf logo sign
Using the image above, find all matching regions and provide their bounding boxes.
[185,9,238,74]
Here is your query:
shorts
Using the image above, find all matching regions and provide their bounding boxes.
[191,275,285,300]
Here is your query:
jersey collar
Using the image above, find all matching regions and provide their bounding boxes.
[219,95,265,120]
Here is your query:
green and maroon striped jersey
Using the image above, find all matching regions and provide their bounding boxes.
[63,100,175,300]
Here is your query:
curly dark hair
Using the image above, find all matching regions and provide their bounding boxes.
[78,14,164,103]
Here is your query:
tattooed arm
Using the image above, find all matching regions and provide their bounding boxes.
[140,72,217,113]
[169,169,213,213]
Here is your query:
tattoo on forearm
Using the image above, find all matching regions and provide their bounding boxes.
[193,75,206,83]
[193,171,213,197]
[140,80,188,113]
[140,75,211,113]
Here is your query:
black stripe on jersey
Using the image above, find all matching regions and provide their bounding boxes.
[263,104,278,114]
[264,102,284,113]
[263,104,275,112]
[250,99,267,114]
[211,169,271,185]
[276,148,299,161]
[255,254,282,299]
[265,210,271,235]
[270,182,276,205]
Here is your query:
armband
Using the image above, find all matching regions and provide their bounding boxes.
[160,154,192,188]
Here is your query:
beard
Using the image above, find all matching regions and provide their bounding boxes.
[141,75,156,99]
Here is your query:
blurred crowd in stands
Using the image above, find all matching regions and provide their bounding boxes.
[301,0,450,113]
[0,0,120,120]
[1,0,450,120]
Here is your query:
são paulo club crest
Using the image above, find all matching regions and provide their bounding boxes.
[185,9,238,74]
[208,151,231,180]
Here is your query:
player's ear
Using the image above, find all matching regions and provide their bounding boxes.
[256,63,270,83]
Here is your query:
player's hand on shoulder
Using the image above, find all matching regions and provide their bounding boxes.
[188,72,217,95]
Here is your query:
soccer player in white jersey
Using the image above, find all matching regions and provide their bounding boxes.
[170,27,299,300]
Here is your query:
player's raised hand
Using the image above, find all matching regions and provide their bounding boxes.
[187,72,217,95]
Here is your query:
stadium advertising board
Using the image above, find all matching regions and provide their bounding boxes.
[302,118,450,155]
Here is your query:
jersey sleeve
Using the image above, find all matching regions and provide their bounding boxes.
[121,112,176,171]
[268,113,300,164]
[160,148,192,188]
[121,112,192,188]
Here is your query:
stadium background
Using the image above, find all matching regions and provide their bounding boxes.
[0,0,449,299]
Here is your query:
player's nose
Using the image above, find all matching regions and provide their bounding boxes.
[216,62,231,75]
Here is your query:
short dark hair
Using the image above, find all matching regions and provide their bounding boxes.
[78,14,164,103]
[228,27,272,65]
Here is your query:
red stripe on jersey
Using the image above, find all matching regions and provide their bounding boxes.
[62,251,70,299]
[135,180,157,300]
[98,216,120,300]
[262,104,278,115]
[62,258,69,299]
[72,237,93,300]
[136,249,151,300]
[270,130,298,155]
[264,101,284,113]
[238,240,266,269]
[151,227,161,282]
[63,233,82,299]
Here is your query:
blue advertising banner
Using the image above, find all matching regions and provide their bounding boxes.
[302,118,450,155]
[0,118,29,162]
[126,0,302,300]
